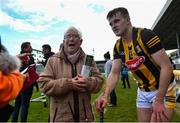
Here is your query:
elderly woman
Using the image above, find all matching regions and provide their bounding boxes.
[0,44,29,122]
[38,26,104,122]
[0,44,26,109]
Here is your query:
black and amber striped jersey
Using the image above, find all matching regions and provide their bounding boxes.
[113,27,174,92]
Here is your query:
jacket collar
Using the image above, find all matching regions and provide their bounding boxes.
[53,47,85,63]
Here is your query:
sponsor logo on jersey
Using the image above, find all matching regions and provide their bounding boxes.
[125,56,145,71]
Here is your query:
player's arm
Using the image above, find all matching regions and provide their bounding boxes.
[151,49,173,122]
[142,29,173,121]
[103,59,122,98]
[141,28,173,99]
[151,49,173,100]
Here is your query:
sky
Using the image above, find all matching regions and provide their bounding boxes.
[0,0,168,60]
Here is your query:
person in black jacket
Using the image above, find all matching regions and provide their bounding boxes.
[39,44,55,67]
[11,42,35,122]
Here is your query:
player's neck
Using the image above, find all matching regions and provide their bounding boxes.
[122,26,133,43]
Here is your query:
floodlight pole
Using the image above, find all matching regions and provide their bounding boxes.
[92,48,95,56]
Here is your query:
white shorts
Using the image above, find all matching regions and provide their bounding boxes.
[136,79,176,109]
[136,88,157,108]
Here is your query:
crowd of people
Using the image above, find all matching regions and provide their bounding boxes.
[0,7,177,122]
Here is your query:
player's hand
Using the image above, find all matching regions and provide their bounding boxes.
[151,98,169,122]
[96,95,108,112]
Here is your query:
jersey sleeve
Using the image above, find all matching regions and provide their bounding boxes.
[141,28,163,54]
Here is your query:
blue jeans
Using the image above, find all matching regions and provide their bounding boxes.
[11,85,33,122]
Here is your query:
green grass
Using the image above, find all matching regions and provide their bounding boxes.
[93,74,137,122]
[28,92,49,122]
[24,74,180,122]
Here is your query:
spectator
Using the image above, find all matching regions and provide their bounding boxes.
[39,44,54,67]
[104,51,117,106]
[11,42,36,122]
[0,44,29,121]
[121,64,130,89]
[38,26,104,122]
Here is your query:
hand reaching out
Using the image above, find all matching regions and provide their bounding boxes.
[17,53,31,64]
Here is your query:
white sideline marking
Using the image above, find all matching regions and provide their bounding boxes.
[31,95,46,102]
